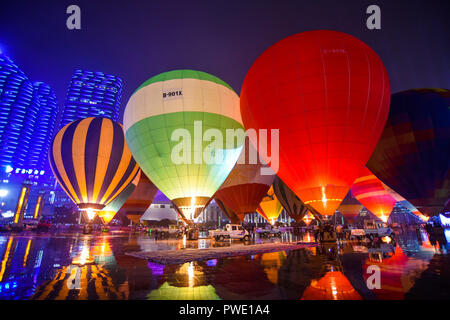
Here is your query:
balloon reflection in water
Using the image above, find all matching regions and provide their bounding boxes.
[210,256,277,299]
[32,239,125,300]
[363,246,434,300]
[260,252,287,285]
[301,271,362,300]
[147,262,220,300]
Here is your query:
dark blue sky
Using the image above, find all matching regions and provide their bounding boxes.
[0,0,448,121]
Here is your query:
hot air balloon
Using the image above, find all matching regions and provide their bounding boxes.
[240,30,390,216]
[49,117,140,219]
[257,186,283,225]
[119,172,158,225]
[214,136,275,220]
[124,70,244,221]
[303,212,314,226]
[351,168,396,222]
[367,89,450,216]
[381,182,427,221]
[214,198,244,224]
[273,176,312,223]
[97,171,141,224]
[336,191,363,224]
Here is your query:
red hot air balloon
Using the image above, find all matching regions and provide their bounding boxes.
[214,137,275,218]
[240,30,390,216]
[214,198,244,224]
[351,168,397,222]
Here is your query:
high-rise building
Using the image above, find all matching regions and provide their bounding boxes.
[59,69,122,129]
[0,53,59,217]
[0,53,40,169]
[29,82,58,171]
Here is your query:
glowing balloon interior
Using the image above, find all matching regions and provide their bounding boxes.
[124,70,244,221]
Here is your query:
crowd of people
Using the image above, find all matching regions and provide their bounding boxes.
[424,221,447,252]
[312,223,349,243]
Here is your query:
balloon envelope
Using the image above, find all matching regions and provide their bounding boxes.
[367,89,450,216]
[257,186,283,224]
[215,137,275,216]
[98,171,141,224]
[351,168,396,222]
[124,70,244,220]
[214,198,244,224]
[119,172,158,224]
[49,117,140,211]
[240,30,390,215]
[382,183,423,217]
[273,176,310,223]
[336,191,363,222]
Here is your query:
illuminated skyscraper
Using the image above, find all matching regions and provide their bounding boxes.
[0,53,39,169]
[59,69,122,129]
[29,82,58,171]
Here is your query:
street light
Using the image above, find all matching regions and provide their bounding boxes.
[0,189,8,197]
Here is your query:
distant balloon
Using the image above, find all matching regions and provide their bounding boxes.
[367,89,450,216]
[215,137,275,218]
[382,183,423,217]
[49,117,139,215]
[214,198,244,224]
[124,70,244,221]
[240,30,390,215]
[119,172,158,224]
[336,191,363,223]
[98,171,141,224]
[303,212,314,226]
[273,176,311,223]
[351,168,396,222]
[257,186,283,224]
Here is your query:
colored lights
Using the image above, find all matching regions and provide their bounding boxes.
[0,54,39,169]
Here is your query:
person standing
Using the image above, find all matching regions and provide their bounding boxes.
[313,224,319,242]
[336,224,343,243]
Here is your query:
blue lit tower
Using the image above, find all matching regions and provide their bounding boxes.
[0,53,40,169]
[59,70,122,129]
[29,82,58,171]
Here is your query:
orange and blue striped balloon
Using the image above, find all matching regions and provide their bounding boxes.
[49,117,140,211]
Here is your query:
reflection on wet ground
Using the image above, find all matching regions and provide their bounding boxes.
[0,229,448,300]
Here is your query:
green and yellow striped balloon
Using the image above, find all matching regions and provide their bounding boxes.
[124,70,244,219]
[49,117,140,211]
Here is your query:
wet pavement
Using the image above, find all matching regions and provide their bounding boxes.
[0,228,449,300]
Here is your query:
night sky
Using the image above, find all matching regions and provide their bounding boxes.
[0,0,448,121]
